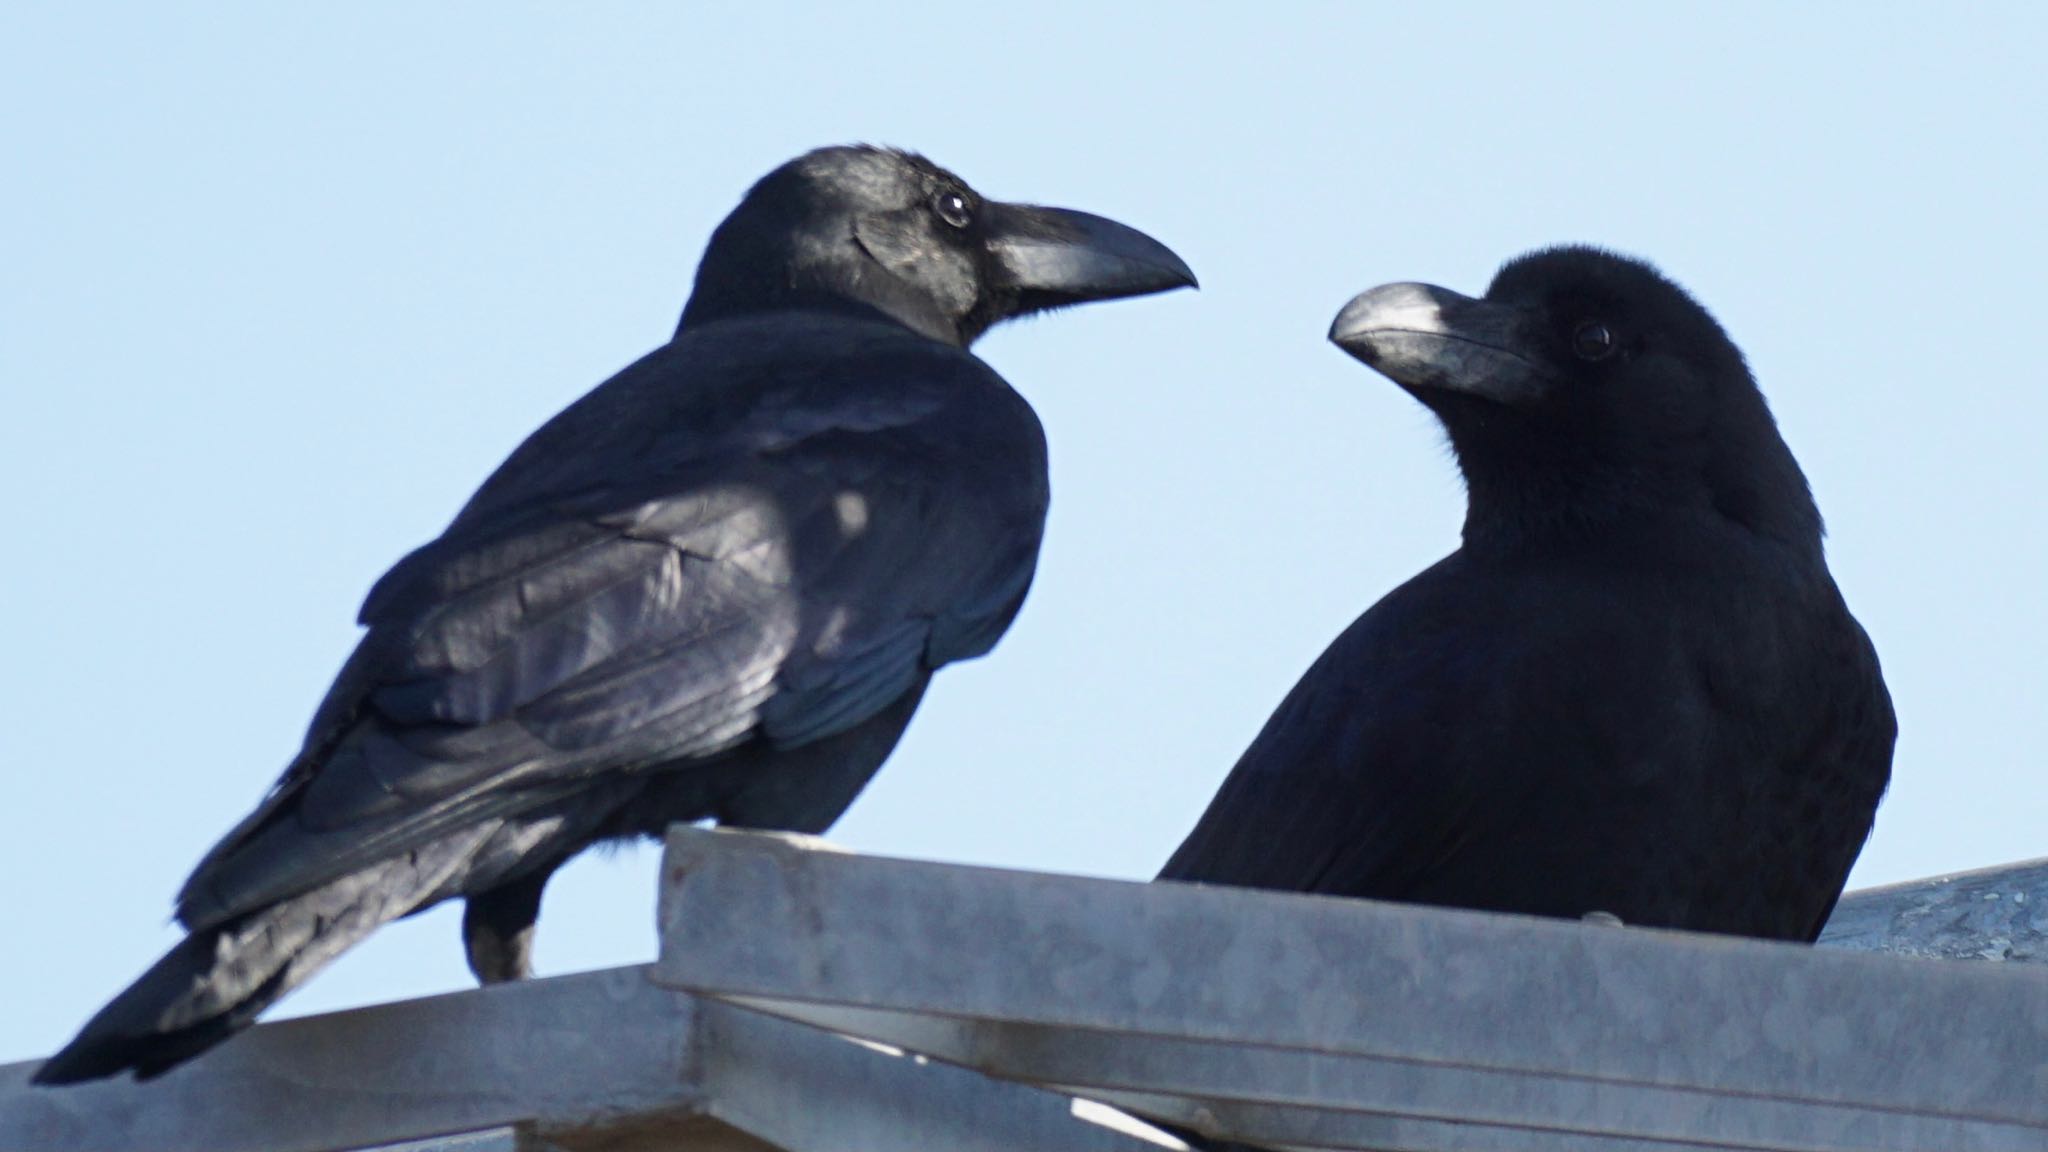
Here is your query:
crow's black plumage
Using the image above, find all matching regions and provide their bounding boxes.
[1162,247,1892,945]
[38,145,1194,1084]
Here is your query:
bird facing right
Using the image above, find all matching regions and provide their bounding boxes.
[34,144,1195,1087]
[1162,246,1894,942]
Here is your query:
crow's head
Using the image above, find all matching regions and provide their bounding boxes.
[1331,246,1819,553]
[681,145,1195,346]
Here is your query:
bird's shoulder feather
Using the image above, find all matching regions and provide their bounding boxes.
[177,313,1049,929]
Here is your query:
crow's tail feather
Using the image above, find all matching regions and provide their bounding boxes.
[33,840,480,1085]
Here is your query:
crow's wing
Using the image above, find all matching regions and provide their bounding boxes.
[1160,546,1892,939]
[178,314,1048,929]
[1159,560,1503,895]
[1158,556,1716,901]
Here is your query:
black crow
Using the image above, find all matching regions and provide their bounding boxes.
[1163,247,1892,945]
[38,145,1194,1084]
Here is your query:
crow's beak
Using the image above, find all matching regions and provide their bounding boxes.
[1329,282,1552,406]
[986,204,1197,309]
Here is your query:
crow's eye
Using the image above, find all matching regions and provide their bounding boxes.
[1571,321,1618,361]
[933,191,973,229]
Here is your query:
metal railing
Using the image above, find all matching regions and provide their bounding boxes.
[4,828,2043,1152]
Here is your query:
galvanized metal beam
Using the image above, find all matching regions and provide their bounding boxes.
[654,827,2048,1152]
[0,965,1170,1152]
[8,833,2044,1152]
[1819,856,2047,963]
[690,996,1182,1152]
[3,966,703,1152]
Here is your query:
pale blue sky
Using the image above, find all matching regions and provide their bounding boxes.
[4,4,2044,1064]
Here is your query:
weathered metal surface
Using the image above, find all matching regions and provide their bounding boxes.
[656,827,2048,1152]
[0,964,1166,1152]
[1819,856,2048,963]
[691,997,1177,1152]
[369,1133,518,1152]
[11,832,2046,1152]
[2,967,702,1152]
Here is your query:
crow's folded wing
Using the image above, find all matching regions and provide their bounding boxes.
[178,316,1048,929]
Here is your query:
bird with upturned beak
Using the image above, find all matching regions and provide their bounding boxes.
[1165,247,1892,946]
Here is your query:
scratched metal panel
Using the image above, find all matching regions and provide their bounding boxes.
[657,827,2048,1152]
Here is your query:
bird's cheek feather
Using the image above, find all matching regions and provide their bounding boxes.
[853,213,977,316]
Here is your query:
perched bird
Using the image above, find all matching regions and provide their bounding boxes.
[1163,246,1892,945]
[38,145,1194,1084]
